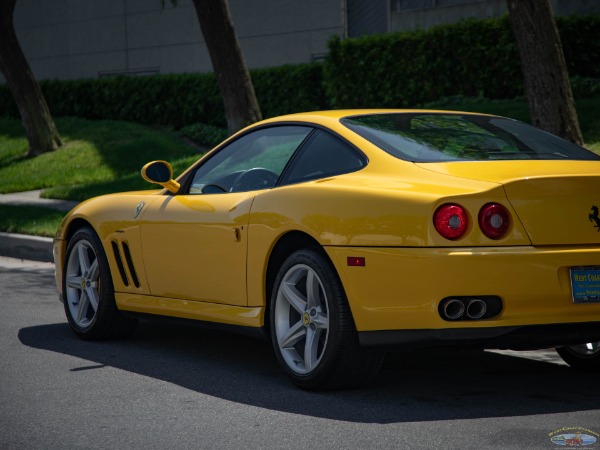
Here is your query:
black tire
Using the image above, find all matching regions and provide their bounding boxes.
[269,248,383,390]
[62,227,137,340]
[556,343,600,371]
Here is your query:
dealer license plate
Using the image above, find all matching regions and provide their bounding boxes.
[570,266,600,304]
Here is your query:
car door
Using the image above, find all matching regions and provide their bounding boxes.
[139,125,313,306]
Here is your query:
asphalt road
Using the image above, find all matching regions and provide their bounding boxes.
[1,256,599,450]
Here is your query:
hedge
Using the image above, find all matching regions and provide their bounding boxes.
[252,63,330,118]
[324,14,600,108]
[44,73,223,128]
[0,14,598,126]
[0,63,327,129]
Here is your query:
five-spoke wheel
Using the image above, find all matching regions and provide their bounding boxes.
[270,248,383,390]
[273,263,330,375]
[65,239,100,328]
[63,227,137,340]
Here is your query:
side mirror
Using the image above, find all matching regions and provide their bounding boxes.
[141,160,181,194]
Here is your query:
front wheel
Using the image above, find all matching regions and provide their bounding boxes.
[270,248,383,390]
[63,227,137,340]
[556,342,600,371]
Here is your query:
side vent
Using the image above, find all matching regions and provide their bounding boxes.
[121,242,140,288]
[111,241,129,286]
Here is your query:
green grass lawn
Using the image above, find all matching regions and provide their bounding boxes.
[0,204,66,237]
[0,117,202,236]
[0,116,201,200]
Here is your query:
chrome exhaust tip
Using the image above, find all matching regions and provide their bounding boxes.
[442,298,465,320]
[466,298,487,319]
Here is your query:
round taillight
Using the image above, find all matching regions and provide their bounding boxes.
[478,203,510,239]
[434,204,468,240]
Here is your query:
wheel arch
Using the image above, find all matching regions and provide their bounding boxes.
[264,230,339,333]
[61,221,138,340]
[265,230,384,389]
[65,217,95,241]
[58,218,104,275]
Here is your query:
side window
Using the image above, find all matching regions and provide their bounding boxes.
[281,130,367,185]
[189,126,312,194]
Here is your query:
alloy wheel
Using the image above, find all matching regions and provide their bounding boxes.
[274,263,329,375]
[567,341,600,357]
[65,240,100,328]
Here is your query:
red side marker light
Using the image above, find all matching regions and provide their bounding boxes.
[347,257,366,267]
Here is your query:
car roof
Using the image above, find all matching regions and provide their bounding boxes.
[258,109,494,124]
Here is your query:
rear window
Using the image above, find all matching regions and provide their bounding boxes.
[341,113,600,162]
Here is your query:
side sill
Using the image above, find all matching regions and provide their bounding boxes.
[358,322,600,351]
[123,311,267,340]
[115,292,264,328]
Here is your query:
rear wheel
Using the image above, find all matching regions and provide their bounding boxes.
[270,248,383,390]
[63,227,137,340]
[556,342,600,371]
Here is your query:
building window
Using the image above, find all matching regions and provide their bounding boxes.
[391,0,480,11]
[392,0,433,11]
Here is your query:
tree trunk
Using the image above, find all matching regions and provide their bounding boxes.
[506,0,583,145]
[192,0,262,135]
[0,0,62,156]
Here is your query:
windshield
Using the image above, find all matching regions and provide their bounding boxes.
[341,113,600,162]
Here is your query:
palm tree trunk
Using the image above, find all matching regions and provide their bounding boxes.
[506,0,583,145]
[192,0,262,135]
[0,0,62,156]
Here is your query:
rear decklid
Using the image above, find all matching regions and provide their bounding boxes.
[417,160,600,245]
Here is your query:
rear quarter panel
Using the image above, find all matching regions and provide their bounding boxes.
[246,165,530,308]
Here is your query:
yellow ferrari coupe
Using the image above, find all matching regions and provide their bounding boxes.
[53,110,600,390]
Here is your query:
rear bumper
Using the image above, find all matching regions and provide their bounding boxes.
[325,245,600,332]
[358,321,600,351]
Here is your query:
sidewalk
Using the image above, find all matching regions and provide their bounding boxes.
[0,190,79,263]
[0,189,78,212]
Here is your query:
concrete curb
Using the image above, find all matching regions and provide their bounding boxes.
[0,189,78,263]
[0,232,54,263]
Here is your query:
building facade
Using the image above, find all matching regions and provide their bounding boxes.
[11,0,345,81]
[6,0,599,82]
[389,0,599,34]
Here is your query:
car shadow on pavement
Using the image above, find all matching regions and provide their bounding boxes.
[18,319,600,424]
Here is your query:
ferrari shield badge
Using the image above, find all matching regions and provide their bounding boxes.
[590,205,600,232]
[134,201,145,218]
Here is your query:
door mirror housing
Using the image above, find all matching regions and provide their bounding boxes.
[141,160,181,194]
